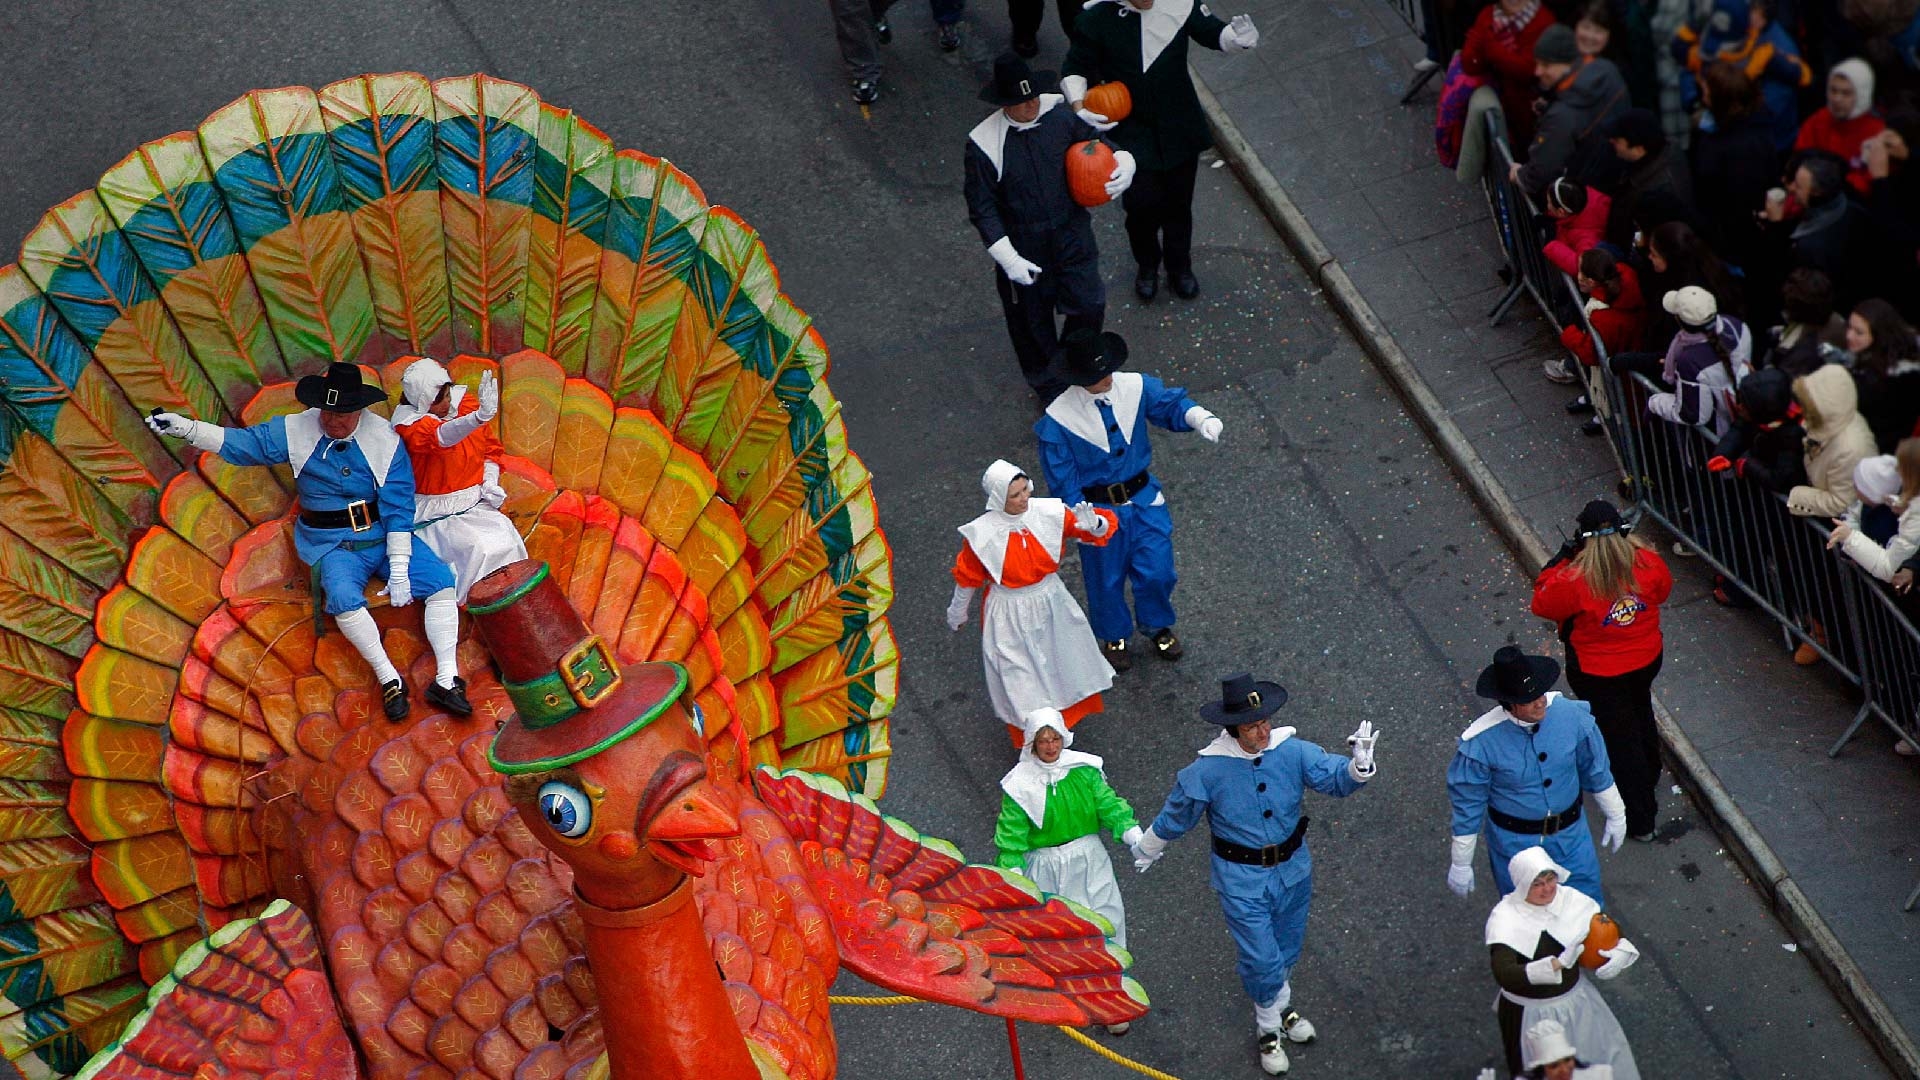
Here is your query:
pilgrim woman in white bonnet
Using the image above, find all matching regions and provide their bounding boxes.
[950,459,1119,745]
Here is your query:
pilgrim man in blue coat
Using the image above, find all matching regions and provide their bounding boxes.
[1034,327,1220,671]
[146,363,471,723]
[1130,674,1379,1077]
[1445,646,1626,907]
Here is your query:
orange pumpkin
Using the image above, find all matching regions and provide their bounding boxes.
[1084,81,1133,123]
[1067,139,1116,208]
[1579,912,1621,969]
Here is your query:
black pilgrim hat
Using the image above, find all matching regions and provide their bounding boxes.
[1199,672,1289,726]
[1474,645,1561,705]
[980,53,1056,106]
[1049,327,1129,386]
[295,362,388,413]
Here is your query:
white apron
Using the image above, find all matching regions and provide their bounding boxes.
[1498,979,1639,1080]
[1024,833,1129,948]
[414,485,529,603]
[980,574,1114,727]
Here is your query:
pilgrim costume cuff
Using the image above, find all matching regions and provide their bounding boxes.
[1183,405,1216,431]
[483,461,501,486]
[386,531,412,560]
[1593,784,1626,822]
[1060,75,1088,104]
[1524,957,1563,986]
[986,236,1017,263]
[1135,827,1168,858]
[1450,834,1477,867]
[437,405,488,447]
[1121,825,1143,848]
[186,421,226,453]
[1347,757,1374,782]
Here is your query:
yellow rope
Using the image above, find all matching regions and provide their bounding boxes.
[1054,1026,1185,1080]
[824,995,1186,1080]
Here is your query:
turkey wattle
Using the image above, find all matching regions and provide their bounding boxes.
[0,73,1144,1080]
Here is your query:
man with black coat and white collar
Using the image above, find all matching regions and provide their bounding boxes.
[966,53,1137,402]
[1129,674,1379,1075]
[1062,0,1259,302]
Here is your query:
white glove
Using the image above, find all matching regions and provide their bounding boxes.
[475,370,499,422]
[1184,405,1224,443]
[1220,13,1259,51]
[986,237,1042,286]
[1557,938,1585,971]
[1060,75,1089,103]
[1131,826,1168,872]
[384,557,413,608]
[946,585,977,631]
[480,461,507,509]
[1120,825,1143,848]
[146,411,226,452]
[1594,784,1627,853]
[1477,1070,1501,1080]
[1446,862,1475,897]
[1346,721,1378,780]
[1070,501,1111,536]
[1105,149,1136,198]
[1595,938,1639,980]
[1077,107,1119,133]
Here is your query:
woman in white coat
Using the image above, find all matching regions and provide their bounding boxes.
[1485,846,1640,1080]
[1827,440,1920,583]
[950,459,1118,745]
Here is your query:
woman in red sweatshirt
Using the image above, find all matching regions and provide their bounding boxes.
[1460,0,1556,149]
[1559,249,1646,434]
[1531,499,1672,841]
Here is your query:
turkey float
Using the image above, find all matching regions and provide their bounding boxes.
[0,74,1147,1080]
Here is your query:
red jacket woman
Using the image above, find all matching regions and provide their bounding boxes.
[1461,0,1556,149]
[1558,251,1645,368]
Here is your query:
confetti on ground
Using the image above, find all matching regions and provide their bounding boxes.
[1783,943,1799,953]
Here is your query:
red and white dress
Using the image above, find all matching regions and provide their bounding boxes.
[392,358,528,603]
[953,462,1118,739]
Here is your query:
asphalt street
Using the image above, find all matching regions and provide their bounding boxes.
[0,1,1891,1077]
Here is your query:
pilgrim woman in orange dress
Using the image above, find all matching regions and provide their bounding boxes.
[949,459,1120,745]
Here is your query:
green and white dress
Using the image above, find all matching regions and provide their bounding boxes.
[994,738,1141,947]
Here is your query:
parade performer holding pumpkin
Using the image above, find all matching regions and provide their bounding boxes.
[1446,647,1626,907]
[1062,0,1259,303]
[950,459,1119,742]
[146,363,470,722]
[966,52,1136,402]
[1485,847,1641,1080]
[1129,674,1379,1075]
[391,357,529,603]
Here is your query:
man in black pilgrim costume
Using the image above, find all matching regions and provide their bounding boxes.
[147,363,471,723]
[966,53,1136,402]
[1062,0,1260,302]
[1129,674,1379,1075]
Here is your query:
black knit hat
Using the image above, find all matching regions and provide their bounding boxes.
[1609,108,1664,151]
[1534,24,1579,65]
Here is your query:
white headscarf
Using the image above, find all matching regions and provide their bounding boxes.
[1854,454,1901,506]
[1522,1019,1581,1070]
[1484,846,1600,955]
[999,708,1104,827]
[957,459,1068,582]
[1830,58,1875,121]
[391,356,466,428]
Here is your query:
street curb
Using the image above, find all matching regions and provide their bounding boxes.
[1190,65,1920,1080]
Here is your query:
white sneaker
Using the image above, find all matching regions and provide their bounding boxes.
[1413,57,1441,72]
[1542,356,1579,384]
[1280,1009,1316,1043]
[1104,1022,1131,1035]
[1258,1033,1290,1075]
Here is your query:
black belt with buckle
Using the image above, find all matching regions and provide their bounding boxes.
[1082,470,1149,506]
[1487,797,1582,836]
[1212,816,1311,867]
[300,500,375,532]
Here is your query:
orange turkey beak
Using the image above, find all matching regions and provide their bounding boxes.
[636,751,738,878]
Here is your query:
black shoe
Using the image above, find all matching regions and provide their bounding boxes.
[874,16,892,42]
[1580,416,1605,437]
[1135,274,1158,303]
[938,22,961,50]
[1566,394,1594,415]
[425,676,473,717]
[852,79,879,105]
[1170,271,1199,299]
[1102,639,1133,673]
[380,678,409,722]
[1150,628,1183,661]
[1012,33,1039,58]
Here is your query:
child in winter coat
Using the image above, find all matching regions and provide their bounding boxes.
[1647,285,1753,437]
[1705,367,1808,491]
[1561,249,1648,434]
[1788,364,1876,518]
[1673,0,1812,152]
[1827,440,1920,581]
[1543,177,1615,275]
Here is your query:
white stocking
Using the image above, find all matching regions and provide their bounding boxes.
[1253,984,1291,1034]
[423,588,460,688]
[334,607,399,685]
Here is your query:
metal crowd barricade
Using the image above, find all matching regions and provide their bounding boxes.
[1473,119,1920,873]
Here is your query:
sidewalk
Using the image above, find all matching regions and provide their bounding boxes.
[1190,3,1920,1074]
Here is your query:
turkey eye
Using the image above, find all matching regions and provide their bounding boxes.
[536,783,593,838]
[688,702,706,737]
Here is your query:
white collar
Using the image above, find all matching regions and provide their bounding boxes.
[285,409,400,487]
[1459,692,1562,741]
[1484,877,1600,955]
[1000,750,1105,827]
[968,94,1065,179]
[1197,726,1295,759]
[1085,0,1196,68]
[1045,372,1143,450]
[958,498,1069,582]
